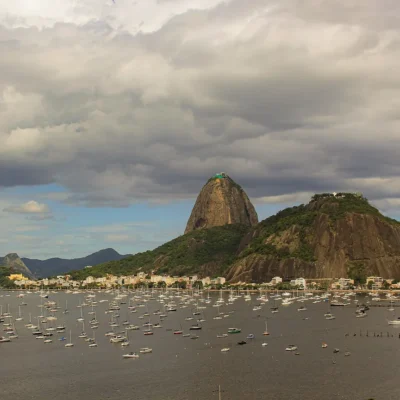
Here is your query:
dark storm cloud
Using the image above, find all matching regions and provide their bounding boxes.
[1,0,400,207]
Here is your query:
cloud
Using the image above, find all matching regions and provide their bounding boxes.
[82,222,155,233]
[104,234,139,243]
[3,200,51,214]
[0,0,400,213]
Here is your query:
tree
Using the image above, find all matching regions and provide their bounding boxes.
[367,281,373,290]
[347,261,367,285]
[382,280,390,290]
[193,281,203,290]
[157,281,166,288]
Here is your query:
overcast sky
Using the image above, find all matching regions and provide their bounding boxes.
[1,0,400,259]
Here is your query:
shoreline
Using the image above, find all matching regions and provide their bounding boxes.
[2,288,400,294]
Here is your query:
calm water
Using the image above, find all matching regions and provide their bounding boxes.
[1,290,400,400]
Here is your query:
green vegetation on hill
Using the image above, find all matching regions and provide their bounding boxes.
[69,193,399,280]
[239,204,317,261]
[0,267,15,288]
[310,193,399,225]
[239,193,399,262]
[69,224,249,280]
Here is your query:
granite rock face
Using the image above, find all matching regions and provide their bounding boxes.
[185,173,258,234]
[0,253,36,280]
[226,196,400,283]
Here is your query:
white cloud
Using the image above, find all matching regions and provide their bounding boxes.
[3,200,51,214]
[105,234,138,242]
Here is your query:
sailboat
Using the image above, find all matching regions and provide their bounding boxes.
[270,298,279,313]
[65,330,74,347]
[89,330,98,347]
[8,322,18,339]
[79,321,87,338]
[77,302,84,322]
[63,300,69,314]
[263,318,269,336]
[15,306,23,321]
[213,305,222,320]
[121,330,130,346]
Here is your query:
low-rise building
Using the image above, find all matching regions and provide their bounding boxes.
[290,278,306,288]
[367,276,384,289]
[270,276,282,285]
[8,274,27,281]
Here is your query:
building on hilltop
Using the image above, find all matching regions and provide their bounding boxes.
[213,172,227,179]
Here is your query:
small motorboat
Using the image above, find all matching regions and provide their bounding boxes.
[237,341,247,345]
[333,348,340,353]
[189,325,202,331]
[322,343,328,348]
[262,342,268,347]
[123,352,139,358]
[285,345,297,351]
[221,348,230,352]
[246,334,255,340]
[139,347,152,353]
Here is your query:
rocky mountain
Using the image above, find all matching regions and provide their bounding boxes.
[22,248,129,278]
[226,193,400,283]
[0,253,36,280]
[68,192,400,283]
[185,172,258,234]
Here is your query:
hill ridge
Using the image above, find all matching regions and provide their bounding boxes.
[69,192,400,283]
[21,248,129,278]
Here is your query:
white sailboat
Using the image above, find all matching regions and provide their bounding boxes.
[263,318,269,336]
[65,330,74,347]
[89,330,97,347]
[15,306,23,321]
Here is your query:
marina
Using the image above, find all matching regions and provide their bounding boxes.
[1,289,400,399]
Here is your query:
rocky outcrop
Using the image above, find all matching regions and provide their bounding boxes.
[226,197,400,282]
[0,253,36,280]
[185,173,258,234]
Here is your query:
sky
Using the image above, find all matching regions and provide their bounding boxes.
[1,0,400,259]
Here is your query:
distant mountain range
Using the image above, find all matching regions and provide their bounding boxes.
[21,248,129,278]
